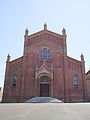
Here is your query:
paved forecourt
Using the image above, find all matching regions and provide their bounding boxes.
[0,103,90,120]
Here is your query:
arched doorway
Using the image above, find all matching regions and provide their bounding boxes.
[39,76,50,97]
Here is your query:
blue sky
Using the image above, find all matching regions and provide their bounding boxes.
[0,0,90,87]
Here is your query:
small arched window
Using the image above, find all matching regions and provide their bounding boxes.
[41,48,50,59]
[73,74,78,88]
[12,74,17,87]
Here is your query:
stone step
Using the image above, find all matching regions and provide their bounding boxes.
[25,97,63,103]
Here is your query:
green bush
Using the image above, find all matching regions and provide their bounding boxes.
[0,99,5,103]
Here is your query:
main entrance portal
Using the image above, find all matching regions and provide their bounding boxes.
[39,76,50,97]
[40,84,49,97]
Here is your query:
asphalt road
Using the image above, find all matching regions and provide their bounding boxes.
[0,103,90,120]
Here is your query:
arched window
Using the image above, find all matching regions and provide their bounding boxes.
[73,74,78,88]
[12,74,17,87]
[41,48,50,59]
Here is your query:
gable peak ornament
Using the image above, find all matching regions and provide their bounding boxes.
[44,23,47,30]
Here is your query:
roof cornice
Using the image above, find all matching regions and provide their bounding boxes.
[28,30,63,39]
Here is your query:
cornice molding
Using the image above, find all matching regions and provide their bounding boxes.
[28,30,63,39]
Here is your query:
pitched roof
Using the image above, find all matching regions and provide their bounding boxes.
[9,56,23,64]
[86,70,90,75]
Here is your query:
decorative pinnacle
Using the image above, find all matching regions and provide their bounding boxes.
[7,53,10,62]
[62,27,66,35]
[80,53,84,62]
[44,23,47,30]
[25,29,29,35]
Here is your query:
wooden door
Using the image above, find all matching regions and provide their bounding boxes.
[40,84,49,97]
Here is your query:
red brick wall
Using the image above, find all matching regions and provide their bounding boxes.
[3,30,88,102]
[3,57,23,102]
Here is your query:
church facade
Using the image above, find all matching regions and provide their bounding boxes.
[3,24,87,102]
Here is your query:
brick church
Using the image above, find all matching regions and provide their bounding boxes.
[3,24,88,102]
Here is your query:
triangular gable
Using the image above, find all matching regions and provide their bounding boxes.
[35,62,53,79]
[37,63,51,76]
[39,62,50,72]
[28,29,62,39]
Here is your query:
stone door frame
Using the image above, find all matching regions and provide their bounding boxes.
[35,75,53,97]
